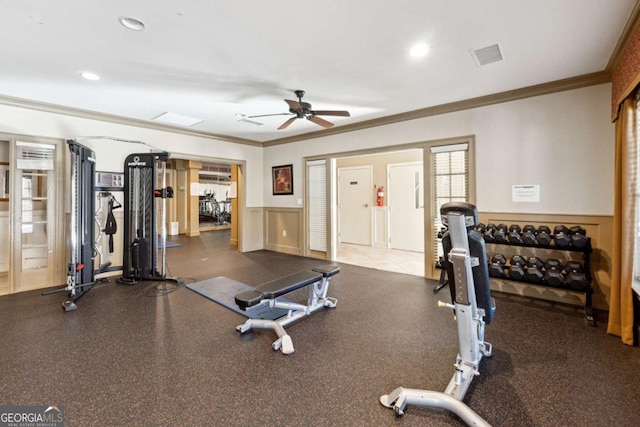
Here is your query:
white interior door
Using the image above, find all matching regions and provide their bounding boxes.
[338,166,371,245]
[388,162,424,252]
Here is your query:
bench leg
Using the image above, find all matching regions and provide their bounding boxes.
[308,276,338,310]
[236,313,304,355]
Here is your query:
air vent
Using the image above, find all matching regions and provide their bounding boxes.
[16,141,55,170]
[151,112,203,127]
[470,42,505,67]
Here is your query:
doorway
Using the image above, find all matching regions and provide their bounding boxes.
[333,150,425,277]
[166,156,242,250]
[197,162,233,233]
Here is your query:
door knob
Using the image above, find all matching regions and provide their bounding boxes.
[363,203,369,207]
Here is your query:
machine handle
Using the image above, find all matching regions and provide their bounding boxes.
[438,301,455,310]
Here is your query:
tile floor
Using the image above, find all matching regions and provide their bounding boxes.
[336,242,425,276]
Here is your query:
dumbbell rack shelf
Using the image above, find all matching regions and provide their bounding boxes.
[485,237,595,327]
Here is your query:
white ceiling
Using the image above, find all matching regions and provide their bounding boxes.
[0,1,636,143]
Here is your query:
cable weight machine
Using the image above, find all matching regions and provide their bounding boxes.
[44,136,182,311]
[118,151,181,285]
[42,140,96,311]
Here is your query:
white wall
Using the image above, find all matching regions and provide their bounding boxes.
[0,104,264,207]
[264,84,615,215]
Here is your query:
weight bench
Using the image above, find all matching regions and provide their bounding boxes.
[234,264,339,354]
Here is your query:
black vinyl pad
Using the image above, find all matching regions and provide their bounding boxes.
[234,290,263,309]
[255,270,323,299]
[442,229,495,324]
[311,264,340,277]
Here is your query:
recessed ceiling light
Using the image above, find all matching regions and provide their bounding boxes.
[409,42,430,58]
[119,16,145,31]
[79,71,100,81]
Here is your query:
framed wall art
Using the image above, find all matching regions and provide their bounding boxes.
[272,164,293,195]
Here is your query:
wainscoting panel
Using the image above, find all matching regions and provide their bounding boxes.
[264,207,304,255]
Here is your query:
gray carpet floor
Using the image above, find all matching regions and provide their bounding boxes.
[0,229,638,426]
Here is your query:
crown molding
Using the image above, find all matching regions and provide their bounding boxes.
[263,71,611,147]
[0,94,263,147]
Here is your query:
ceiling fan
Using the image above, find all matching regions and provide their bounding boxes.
[248,90,350,130]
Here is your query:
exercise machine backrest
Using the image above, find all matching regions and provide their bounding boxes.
[440,202,494,324]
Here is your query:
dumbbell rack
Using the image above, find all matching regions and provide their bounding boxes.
[485,237,595,327]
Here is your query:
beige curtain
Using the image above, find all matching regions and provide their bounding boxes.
[608,96,638,345]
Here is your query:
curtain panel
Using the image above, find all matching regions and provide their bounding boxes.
[608,96,637,345]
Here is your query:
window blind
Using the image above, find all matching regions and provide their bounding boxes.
[431,144,469,264]
[308,159,327,252]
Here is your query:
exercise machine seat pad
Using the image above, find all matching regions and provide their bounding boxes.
[311,264,340,277]
[256,270,323,298]
[234,290,263,309]
[442,229,495,324]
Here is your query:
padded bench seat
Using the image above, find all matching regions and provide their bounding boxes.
[235,270,323,309]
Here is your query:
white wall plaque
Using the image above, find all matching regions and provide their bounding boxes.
[512,184,540,202]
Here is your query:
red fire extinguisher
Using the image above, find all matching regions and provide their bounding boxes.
[377,186,384,206]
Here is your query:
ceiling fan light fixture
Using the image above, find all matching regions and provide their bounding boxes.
[251,90,350,130]
[119,16,145,31]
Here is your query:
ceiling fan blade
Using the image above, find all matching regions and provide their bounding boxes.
[247,113,292,118]
[285,99,303,113]
[278,117,297,130]
[308,116,334,129]
[311,110,351,117]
